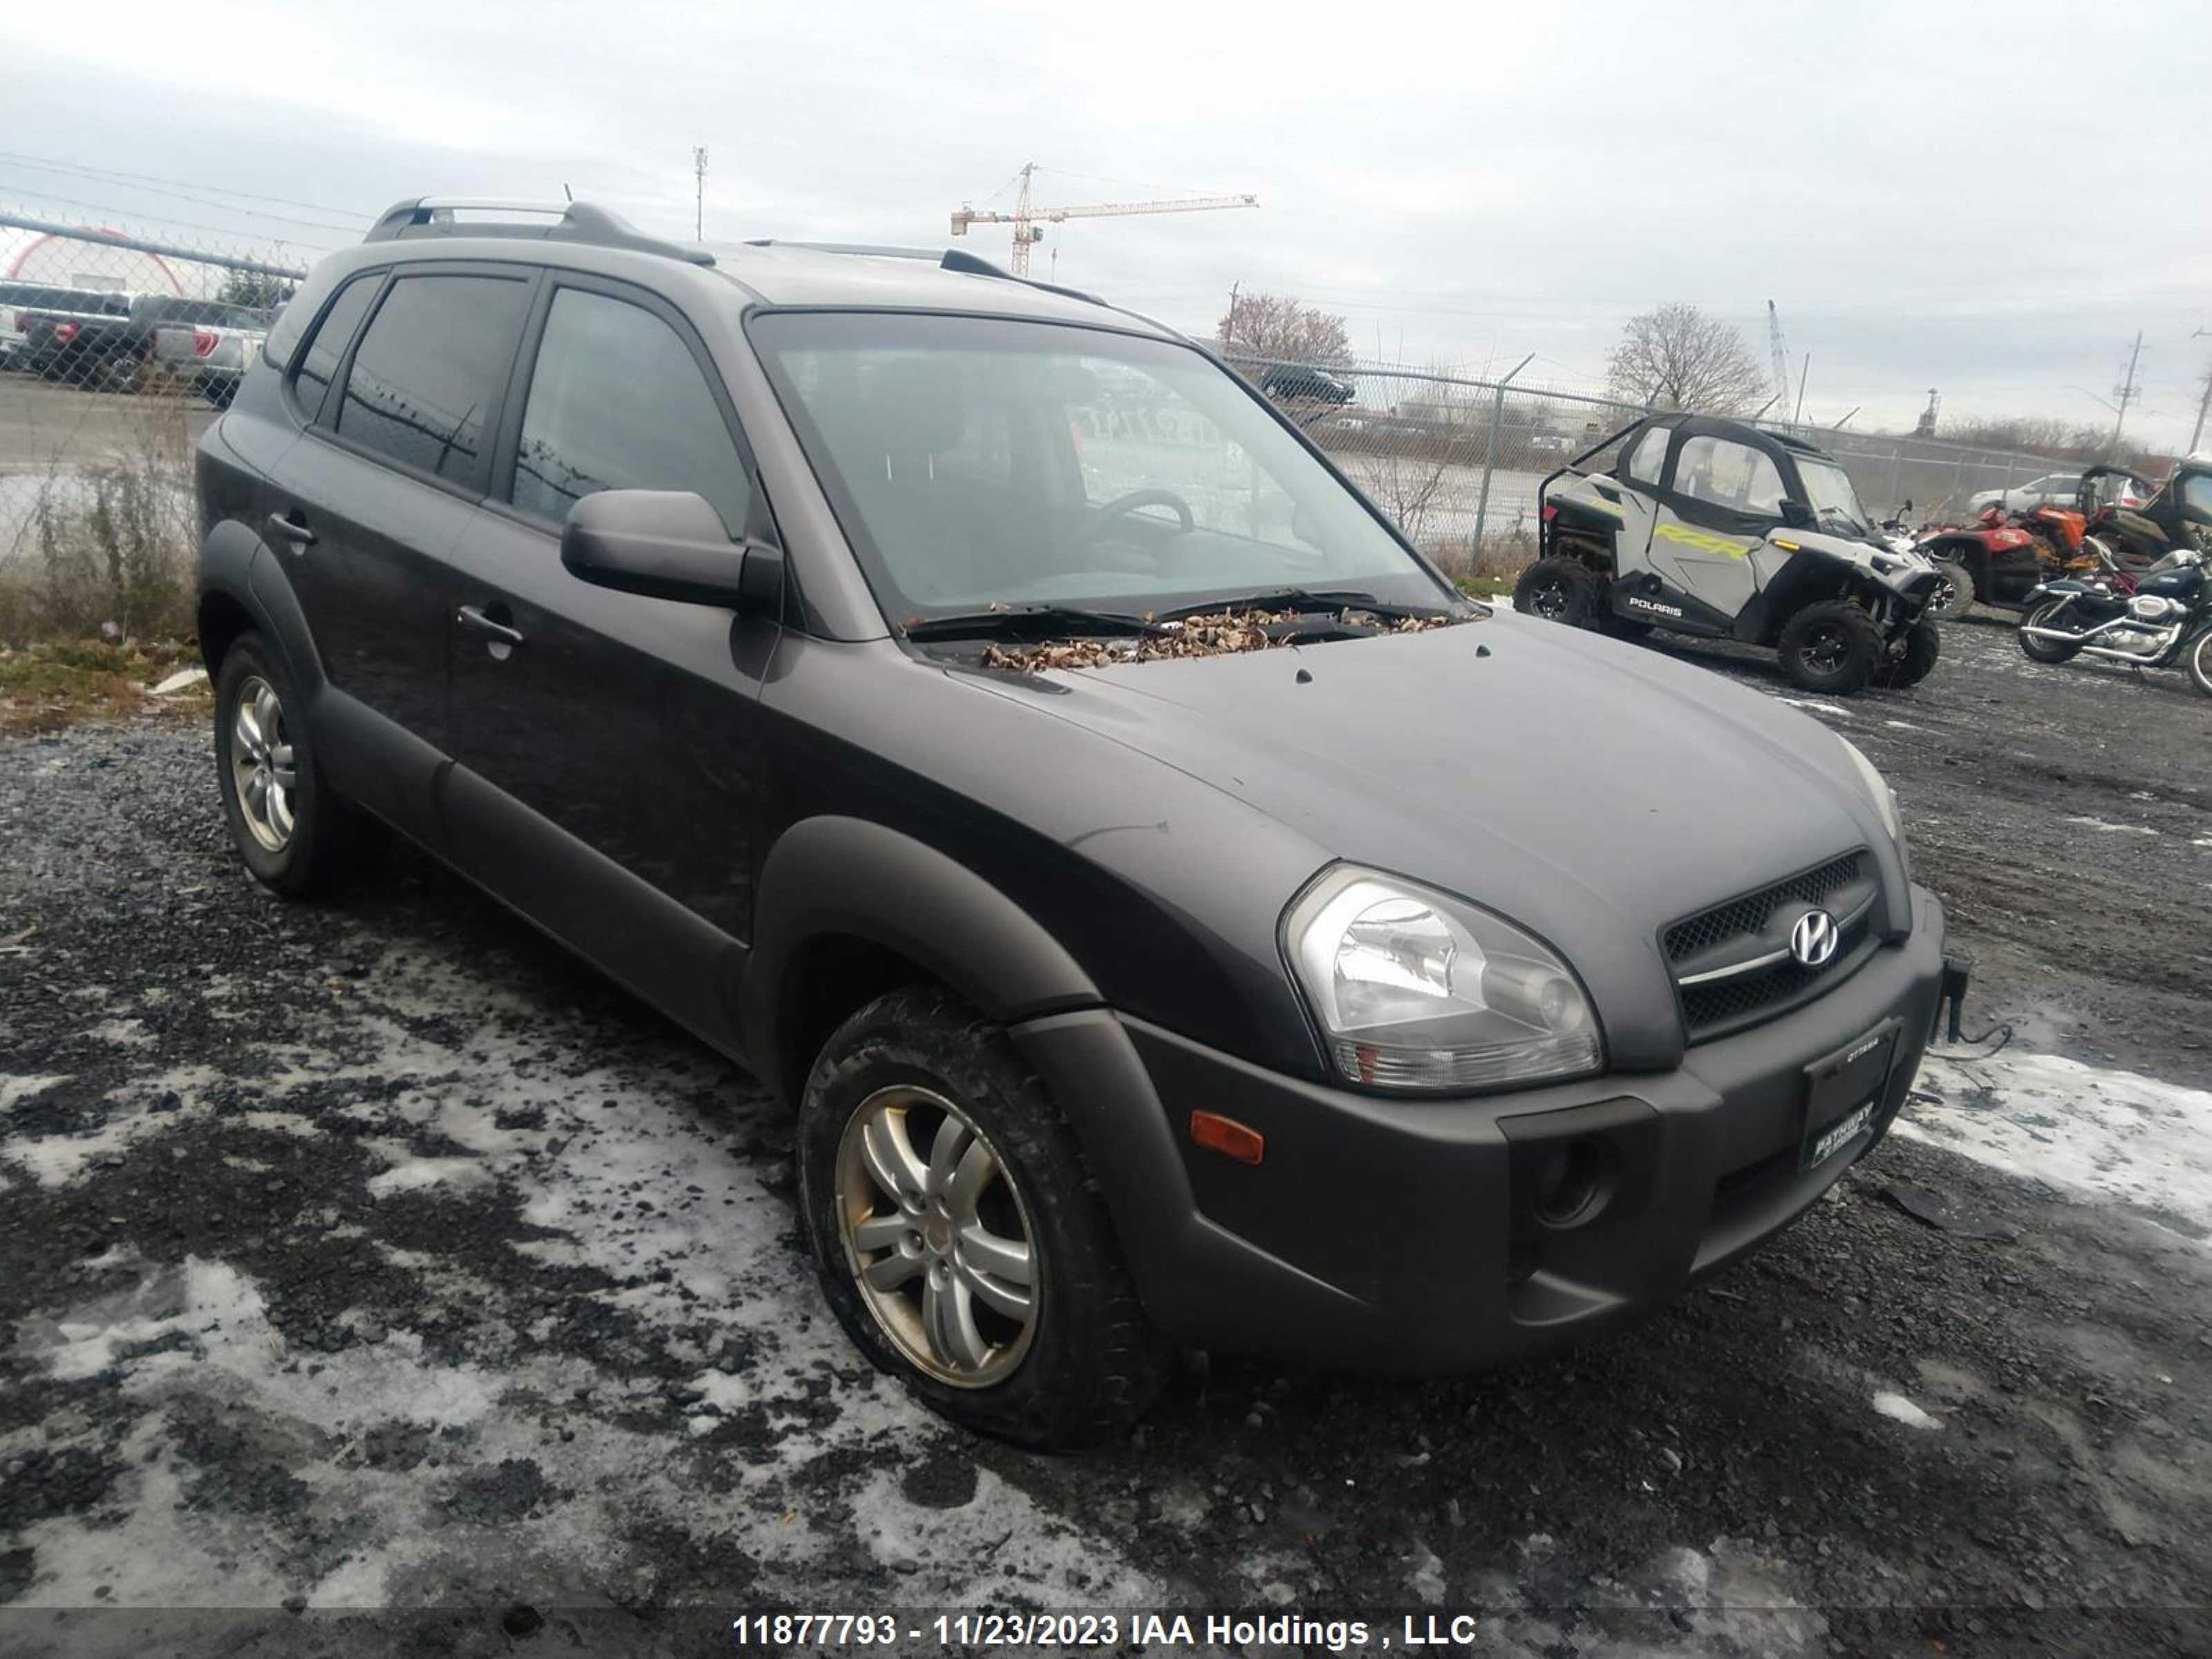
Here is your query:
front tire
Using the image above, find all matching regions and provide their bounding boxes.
[212,632,366,897]
[1777,600,1884,695]
[796,985,1169,1448]
[2186,626,2212,698]
[1512,556,1603,629]
[2017,597,2084,664]
[1925,559,1974,619]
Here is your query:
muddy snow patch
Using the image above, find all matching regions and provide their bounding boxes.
[1778,697,1852,718]
[2061,816,2158,836]
[0,1074,71,1112]
[0,1065,227,1186]
[1871,1391,1942,1431]
[1904,1050,2212,1241]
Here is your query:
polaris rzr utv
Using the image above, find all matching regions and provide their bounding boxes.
[1526,415,1944,695]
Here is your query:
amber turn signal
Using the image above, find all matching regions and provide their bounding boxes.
[1189,1109,1264,1165]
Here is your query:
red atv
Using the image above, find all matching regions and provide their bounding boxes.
[1915,506,2044,612]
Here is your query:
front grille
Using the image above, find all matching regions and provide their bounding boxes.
[1664,851,1876,1042]
[1663,852,1866,964]
[1680,939,1872,1033]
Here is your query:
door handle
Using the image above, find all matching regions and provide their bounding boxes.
[456,605,525,649]
[266,511,316,549]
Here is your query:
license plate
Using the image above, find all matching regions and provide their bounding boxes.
[1799,1020,1899,1171]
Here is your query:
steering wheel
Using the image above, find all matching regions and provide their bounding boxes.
[1078,488,1195,543]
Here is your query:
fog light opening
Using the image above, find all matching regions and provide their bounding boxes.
[1532,1136,1609,1228]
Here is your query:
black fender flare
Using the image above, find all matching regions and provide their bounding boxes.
[740,816,1103,1082]
[198,517,327,698]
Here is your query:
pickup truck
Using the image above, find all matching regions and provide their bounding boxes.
[5,283,134,376]
[21,293,272,403]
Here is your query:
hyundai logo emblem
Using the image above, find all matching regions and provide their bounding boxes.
[1790,908,1840,969]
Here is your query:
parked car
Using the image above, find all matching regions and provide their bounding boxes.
[1965,471,2147,514]
[1258,362,1356,404]
[194,196,1965,1446]
[1530,415,1945,693]
[23,292,272,399]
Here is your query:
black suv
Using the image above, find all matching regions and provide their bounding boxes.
[196,197,1961,1446]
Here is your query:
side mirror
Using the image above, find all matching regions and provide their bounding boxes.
[560,489,781,613]
[1779,498,1815,529]
[1901,498,1913,514]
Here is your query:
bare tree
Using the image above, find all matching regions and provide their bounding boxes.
[1606,303,1768,415]
[1348,447,1459,557]
[1218,292,1353,366]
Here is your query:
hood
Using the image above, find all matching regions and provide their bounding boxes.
[976,613,1902,1067]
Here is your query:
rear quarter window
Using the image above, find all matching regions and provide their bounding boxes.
[290,275,380,423]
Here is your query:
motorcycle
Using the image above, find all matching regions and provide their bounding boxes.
[2016,546,2212,696]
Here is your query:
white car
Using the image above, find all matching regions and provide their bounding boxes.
[1967,473,2083,514]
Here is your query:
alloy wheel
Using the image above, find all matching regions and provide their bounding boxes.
[834,1085,1038,1387]
[1530,578,1569,620]
[1802,623,1852,675]
[229,676,297,852]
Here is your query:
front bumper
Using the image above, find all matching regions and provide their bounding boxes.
[1013,886,1952,1374]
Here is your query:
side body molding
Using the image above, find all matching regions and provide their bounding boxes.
[742,816,1104,1076]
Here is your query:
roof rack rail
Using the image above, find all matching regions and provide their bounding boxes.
[741,239,1104,308]
[364,197,715,266]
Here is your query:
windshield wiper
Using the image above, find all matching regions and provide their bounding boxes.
[1156,587,1451,623]
[900,603,1169,644]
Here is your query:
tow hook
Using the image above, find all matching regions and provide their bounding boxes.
[1938,956,1973,1044]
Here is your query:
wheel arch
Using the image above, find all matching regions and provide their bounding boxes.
[743,817,1105,1106]
[196,518,326,696]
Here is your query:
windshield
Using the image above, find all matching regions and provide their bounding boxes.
[1795,456,1872,538]
[750,312,1450,621]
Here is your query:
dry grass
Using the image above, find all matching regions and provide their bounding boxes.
[1,394,198,650]
[0,639,207,733]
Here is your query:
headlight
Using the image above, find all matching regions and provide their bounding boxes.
[1284,868,1602,1093]
[1837,735,1906,857]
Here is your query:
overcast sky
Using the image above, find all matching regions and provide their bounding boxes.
[8,0,2210,448]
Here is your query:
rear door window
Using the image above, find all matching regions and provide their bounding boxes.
[507,285,751,534]
[1671,435,1785,516]
[336,273,533,488]
[1623,426,1669,487]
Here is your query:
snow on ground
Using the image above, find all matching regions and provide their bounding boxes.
[0,941,1157,1613]
[1871,1391,1942,1432]
[1903,1048,2212,1243]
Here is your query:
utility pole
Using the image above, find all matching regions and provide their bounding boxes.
[1225,280,1240,349]
[692,146,708,241]
[2110,329,2143,456]
[1792,352,1810,430]
[2188,327,2210,457]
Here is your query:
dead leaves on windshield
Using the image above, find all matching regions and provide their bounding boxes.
[978,606,1469,673]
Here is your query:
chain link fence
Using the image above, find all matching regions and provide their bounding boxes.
[0,211,305,645]
[1223,351,2083,583]
[0,203,2095,643]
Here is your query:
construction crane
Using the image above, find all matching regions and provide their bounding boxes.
[1766,300,1792,425]
[952,162,1257,276]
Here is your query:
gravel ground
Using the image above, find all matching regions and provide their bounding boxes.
[1,613,2209,1658]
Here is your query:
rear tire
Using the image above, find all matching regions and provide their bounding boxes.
[2017,597,2084,664]
[213,632,368,897]
[1777,601,1884,695]
[796,984,1170,1449]
[1873,620,1940,689]
[1512,556,1602,629]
